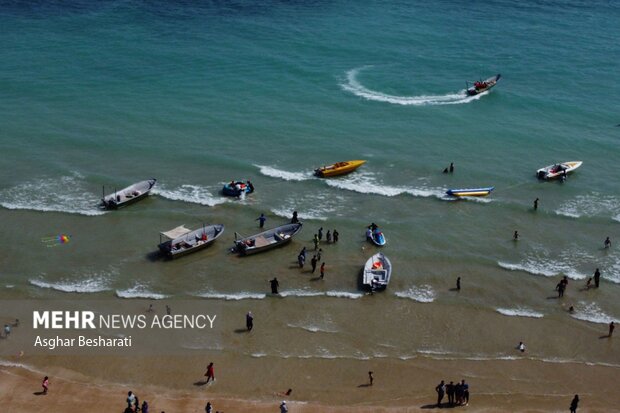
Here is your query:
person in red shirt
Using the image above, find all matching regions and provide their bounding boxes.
[204,362,215,384]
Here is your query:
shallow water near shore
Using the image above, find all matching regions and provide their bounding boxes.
[1,0,619,404]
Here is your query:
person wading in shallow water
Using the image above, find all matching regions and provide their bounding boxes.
[270,278,280,294]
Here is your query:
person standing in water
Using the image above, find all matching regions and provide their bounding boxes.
[604,237,611,249]
[326,230,332,243]
[311,255,318,273]
[449,162,454,173]
[291,211,299,224]
[333,229,339,243]
[320,262,326,279]
[609,321,615,338]
[513,230,519,241]
[313,234,319,250]
[318,227,323,241]
[534,198,539,210]
[270,278,280,294]
[256,213,266,228]
[594,268,601,288]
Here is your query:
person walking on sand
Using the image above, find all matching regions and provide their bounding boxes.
[518,341,526,352]
[280,401,288,413]
[4,324,10,337]
[270,278,280,294]
[609,321,615,337]
[318,227,323,241]
[513,230,519,241]
[256,213,266,229]
[205,401,213,413]
[556,280,565,298]
[246,311,254,331]
[456,277,461,291]
[604,236,611,249]
[141,401,149,413]
[297,251,305,268]
[534,198,539,210]
[317,248,323,261]
[320,262,326,279]
[594,268,601,288]
[368,371,374,386]
[570,394,579,413]
[333,229,339,243]
[311,255,317,273]
[204,362,215,384]
[42,376,49,395]
[435,380,445,407]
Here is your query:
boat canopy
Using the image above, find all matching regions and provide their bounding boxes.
[161,225,191,240]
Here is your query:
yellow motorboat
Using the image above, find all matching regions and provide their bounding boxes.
[314,160,366,178]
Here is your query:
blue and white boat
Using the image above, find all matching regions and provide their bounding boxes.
[222,180,254,197]
[366,227,387,246]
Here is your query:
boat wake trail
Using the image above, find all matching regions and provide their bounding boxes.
[255,164,313,181]
[341,67,486,106]
[152,184,227,207]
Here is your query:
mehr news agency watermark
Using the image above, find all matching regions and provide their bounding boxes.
[32,310,216,350]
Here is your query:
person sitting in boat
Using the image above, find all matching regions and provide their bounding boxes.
[366,228,373,239]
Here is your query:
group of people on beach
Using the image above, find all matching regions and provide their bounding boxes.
[125,391,149,413]
[435,379,469,407]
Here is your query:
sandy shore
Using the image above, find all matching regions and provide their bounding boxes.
[2,353,620,413]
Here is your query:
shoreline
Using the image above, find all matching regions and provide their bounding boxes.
[3,353,620,412]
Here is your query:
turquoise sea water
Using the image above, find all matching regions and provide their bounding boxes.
[1,0,619,364]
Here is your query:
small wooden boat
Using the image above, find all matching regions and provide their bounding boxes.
[446,187,494,197]
[536,161,582,180]
[233,222,302,255]
[101,179,157,209]
[366,227,387,246]
[466,74,501,96]
[158,224,224,259]
[362,252,392,291]
[314,160,366,178]
[222,180,254,197]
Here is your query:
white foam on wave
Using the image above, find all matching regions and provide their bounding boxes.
[325,291,364,299]
[496,307,544,318]
[279,289,325,298]
[255,164,312,182]
[115,284,168,300]
[555,193,620,220]
[613,214,620,223]
[324,171,445,199]
[152,185,226,207]
[340,67,486,106]
[195,291,267,300]
[571,302,618,325]
[0,174,105,216]
[29,274,111,294]
[498,248,592,280]
[270,207,329,221]
[394,285,435,303]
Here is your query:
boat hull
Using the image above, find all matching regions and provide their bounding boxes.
[466,74,501,96]
[158,224,225,259]
[234,223,303,256]
[446,187,494,197]
[536,161,582,180]
[101,179,157,210]
[314,160,366,178]
[361,252,392,291]
[222,181,254,197]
